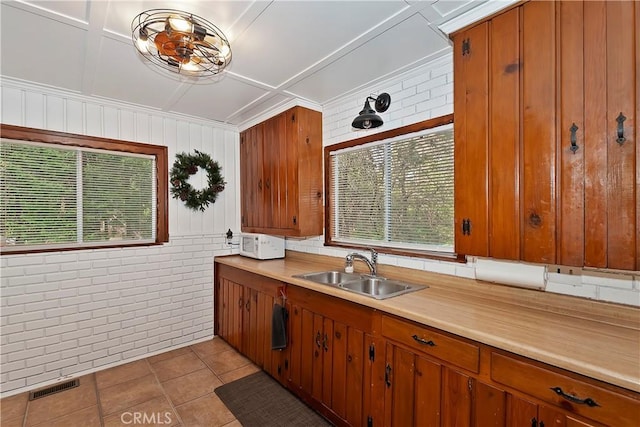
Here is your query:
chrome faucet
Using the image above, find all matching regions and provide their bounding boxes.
[345,248,378,276]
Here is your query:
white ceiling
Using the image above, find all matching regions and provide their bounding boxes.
[0,0,508,129]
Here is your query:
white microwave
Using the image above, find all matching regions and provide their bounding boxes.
[239,233,285,260]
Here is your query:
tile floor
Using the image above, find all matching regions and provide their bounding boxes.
[0,337,261,427]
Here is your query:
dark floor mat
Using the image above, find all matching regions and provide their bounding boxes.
[214,371,332,427]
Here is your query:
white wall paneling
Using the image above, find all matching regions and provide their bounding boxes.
[0,80,240,396]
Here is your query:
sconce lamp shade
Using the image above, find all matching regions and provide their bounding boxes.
[352,93,391,130]
[132,9,232,77]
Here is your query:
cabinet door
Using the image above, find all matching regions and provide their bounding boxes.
[384,342,442,426]
[507,394,569,427]
[242,288,259,363]
[226,281,243,350]
[216,277,228,340]
[345,327,365,426]
[442,367,472,426]
[283,109,300,230]
[263,114,285,229]
[442,367,507,427]
[331,322,348,419]
[453,22,489,257]
[582,0,636,270]
[240,125,264,229]
[288,304,303,390]
[521,0,557,263]
[603,0,636,270]
[560,0,637,270]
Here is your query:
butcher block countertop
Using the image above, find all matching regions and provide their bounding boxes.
[214,252,640,393]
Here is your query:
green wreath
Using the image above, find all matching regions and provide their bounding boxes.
[170,149,226,211]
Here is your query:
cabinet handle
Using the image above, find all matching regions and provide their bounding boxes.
[530,417,537,427]
[265,178,271,190]
[258,179,262,190]
[550,387,599,407]
[385,364,392,387]
[238,297,243,309]
[616,112,626,144]
[315,331,322,348]
[245,298,250,312]
[569,123,579,153]
[412,334,435,347]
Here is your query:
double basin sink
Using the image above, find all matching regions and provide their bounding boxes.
[292,270,426,300]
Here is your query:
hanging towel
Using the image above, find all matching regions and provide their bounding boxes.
[271,303,287,350]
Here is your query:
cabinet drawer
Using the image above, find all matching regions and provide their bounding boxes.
[381,315,479,373]
[491,351,640,426]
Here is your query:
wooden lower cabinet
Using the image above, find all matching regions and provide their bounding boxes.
[215,264,289,383]
[286,287,373,426]
[382,341,508,427]
[214,263,639,427]
[383,342,442,426]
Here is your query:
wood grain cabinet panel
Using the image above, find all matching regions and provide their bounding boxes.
[214,264,288,384]
[454,0,637,270]
[383,343,442,426]
[492,351,640,427]
[240,106,323,237]
[285,288,372,426]
[381,314,479,373]
[559,0,637,270]
[453,20,489,257]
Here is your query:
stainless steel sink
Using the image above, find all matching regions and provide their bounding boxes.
[338,277,426,299]
[293,271,361,285]
[293,271,426,299]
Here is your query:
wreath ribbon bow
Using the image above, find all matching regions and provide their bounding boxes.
[170,149,226,211]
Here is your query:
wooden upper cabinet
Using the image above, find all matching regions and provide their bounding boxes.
[453,21,489,258]
[454,0,637,270]
[240,123,264,229]
[240,106,323,237]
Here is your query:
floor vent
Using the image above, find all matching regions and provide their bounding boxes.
[29,379,79,400]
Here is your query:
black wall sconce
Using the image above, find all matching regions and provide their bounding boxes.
[352,93,391,130]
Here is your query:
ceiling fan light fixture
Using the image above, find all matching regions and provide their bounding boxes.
[352,93,391,130]
[132,9,232,77]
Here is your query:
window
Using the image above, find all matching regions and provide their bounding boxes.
[326,115,454,257]
[0,125,168,253]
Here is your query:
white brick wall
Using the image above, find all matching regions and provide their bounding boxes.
[288,54,640,308]
[0,236,239,395]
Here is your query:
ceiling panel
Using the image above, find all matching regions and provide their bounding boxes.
[23,0,89,22]
[171,77,270,123]
[91,37,189,107]
[286,13,449,104]
[0,3,86,91]
[103,1,250,39]
[0,0,502,127]
[431,0,475,17]
[229,1,407,87]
